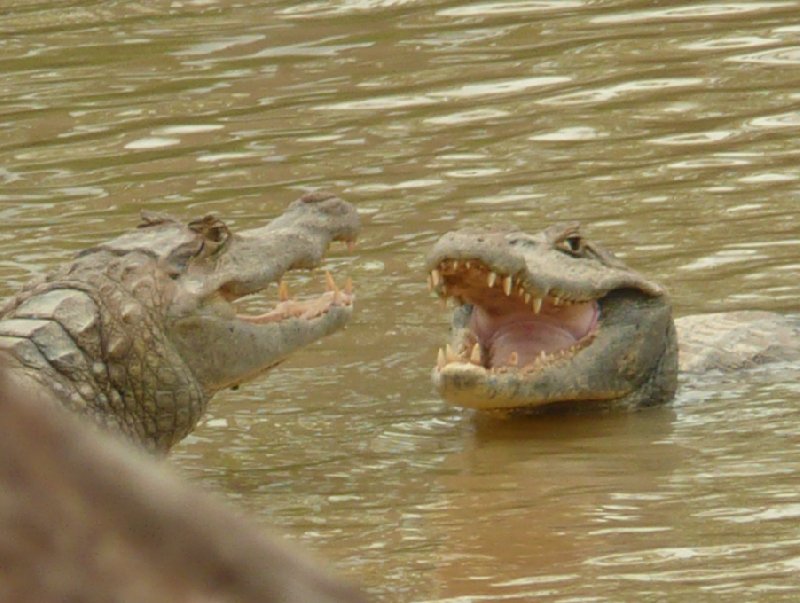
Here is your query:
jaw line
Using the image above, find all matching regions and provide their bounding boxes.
[170,262,355,394]
[432,289,653,411]
[432,302,629,411]
[233,281,354,325]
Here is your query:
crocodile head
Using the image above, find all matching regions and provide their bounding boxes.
[426,223,678,413]
[135,191,361,394]
[0,191,359,451]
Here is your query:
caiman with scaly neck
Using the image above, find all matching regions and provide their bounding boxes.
[0,192,360,452]
[426,223,800,413]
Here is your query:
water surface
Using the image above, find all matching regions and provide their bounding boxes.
[2,1,800,601]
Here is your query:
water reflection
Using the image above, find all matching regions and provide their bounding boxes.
[416,410,680,601]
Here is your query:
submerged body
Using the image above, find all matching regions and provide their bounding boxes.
[427,224,799,413]
[0,192,359,452]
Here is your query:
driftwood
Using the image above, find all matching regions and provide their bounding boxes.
[0,365,367,603]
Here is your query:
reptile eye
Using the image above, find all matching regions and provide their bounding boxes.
[558,234,584,255]
[207,225,228,244]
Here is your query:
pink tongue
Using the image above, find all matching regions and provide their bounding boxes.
[469,302,598,367]
[490,321,577,366]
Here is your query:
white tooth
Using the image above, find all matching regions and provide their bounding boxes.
[452,260,459,270]
[465,260,472,269]
[553,296,562,306]
[524,292,531,304]
[532,297,543,314]
[470,343,482,365]
[503,275,512,296]
[539,350,547,361]
[431,269,441,287]
[487,272,497,287]
[437,348,446,369]
[446,343,457,362]
[325,271,339,293]
[508,351,518,366]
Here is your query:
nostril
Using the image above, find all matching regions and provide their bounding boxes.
[299,191,338,204]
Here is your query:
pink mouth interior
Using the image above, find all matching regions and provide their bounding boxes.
[437,261,599,369]
[469,299,598,368]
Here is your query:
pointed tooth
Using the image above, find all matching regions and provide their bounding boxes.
[437,348,447,370]
[524,292,531,304]
[470,343,482,365]
[431,269,441,287]
[503,275,512,296]
[487,272,498,287]
[344,277,353,295]
[465,260,472,269]
[325,271,340,293]
[446,343,458,362]
[532,297,543,314]
[452,260,459,270]
[553,296,562,306]
[508,351,518,366]
[278,280,290,302]
[539,350,547,361]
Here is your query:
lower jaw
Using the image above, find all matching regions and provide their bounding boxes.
[439,327,596,374]
[433,365,628,411]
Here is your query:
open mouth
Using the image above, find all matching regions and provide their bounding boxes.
[234,270,354,325]
[430,258,600,373]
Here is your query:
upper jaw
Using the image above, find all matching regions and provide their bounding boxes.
[426,227,666,302]
[426,226,667,410]
[211,192,360,299]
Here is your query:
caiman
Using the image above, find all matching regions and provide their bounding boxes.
[426,223,800,413]
[0,192,359,452]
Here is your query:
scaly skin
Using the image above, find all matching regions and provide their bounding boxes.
[0,192,360,452]
[427,223,800,414]
[426,223,679,413]
[675,310,800,373]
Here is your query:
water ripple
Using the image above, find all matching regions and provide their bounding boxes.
[320,76,570,111]
[436,1,585,17]
[591,3,794,24]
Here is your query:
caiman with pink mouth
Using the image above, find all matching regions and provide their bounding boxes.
[426,223,679,413]
[0,192,359,452]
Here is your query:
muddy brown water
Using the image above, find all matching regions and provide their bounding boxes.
[2,1,800,601]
